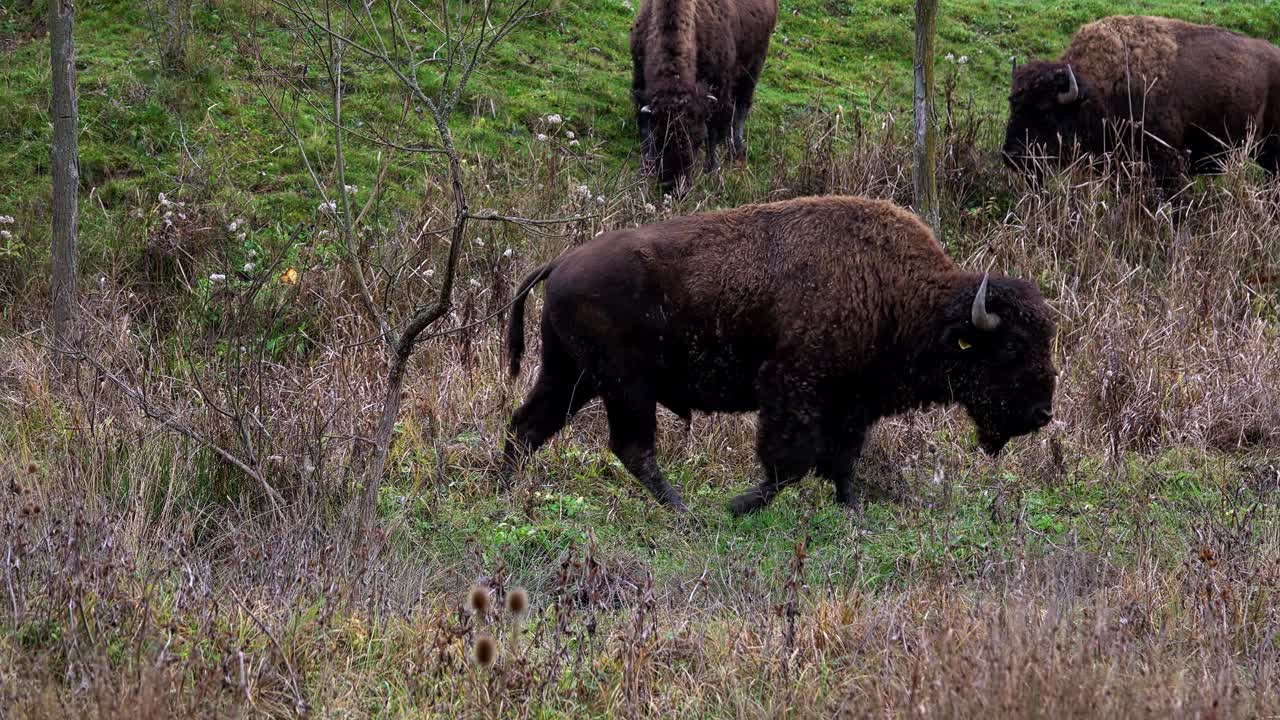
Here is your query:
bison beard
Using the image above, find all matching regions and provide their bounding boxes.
[501,196,1058,515]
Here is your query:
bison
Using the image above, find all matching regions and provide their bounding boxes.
[630,0,777,193]
[500,196,1058,515]
[1003,15,1280,182]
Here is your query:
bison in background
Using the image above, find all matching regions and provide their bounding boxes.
[1003,16,1280,184]
[630,0,777,193]
[501,196,1058,515]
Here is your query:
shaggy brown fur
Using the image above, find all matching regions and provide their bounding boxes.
[1004,15,1280,181]
[502,196,1058,514]
[630,0,777,192]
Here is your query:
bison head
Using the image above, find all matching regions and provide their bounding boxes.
[1002,61,1094,174]
[640,86,711,194]
[940,274,1058,455]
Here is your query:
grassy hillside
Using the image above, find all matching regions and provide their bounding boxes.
[2,0,1280,716]
[1,0,1278,276]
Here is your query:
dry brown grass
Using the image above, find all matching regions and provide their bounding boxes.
[2,104,1279,717]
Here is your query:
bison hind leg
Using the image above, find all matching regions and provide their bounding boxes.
[603,391,688,511]
[1259,137,1280,176]
[501,365,597,491]
[730,65,763,164]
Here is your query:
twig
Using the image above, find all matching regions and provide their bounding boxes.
[230,588,309,716]
[57,343,287,513]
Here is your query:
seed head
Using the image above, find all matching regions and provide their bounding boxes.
[506,587,529,616]
[473,634,497,668]
[468,585,491,615]
[26,463,38,475]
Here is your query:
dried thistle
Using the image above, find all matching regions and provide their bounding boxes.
[473,633,497,668]
[468,585,491,615]
[506,586,529,616]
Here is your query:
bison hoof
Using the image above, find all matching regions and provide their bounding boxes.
[728,490,766,517]
[835,484,862,509]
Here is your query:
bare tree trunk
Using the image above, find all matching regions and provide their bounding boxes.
[49,0,79,376]
[359,110,470,532]
[913,0,940,239]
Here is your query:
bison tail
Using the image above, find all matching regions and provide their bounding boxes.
[506,261,556,378]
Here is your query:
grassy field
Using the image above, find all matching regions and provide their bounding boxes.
[2,0,1280,717]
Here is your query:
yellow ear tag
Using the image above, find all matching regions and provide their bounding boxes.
[958,338,973,350]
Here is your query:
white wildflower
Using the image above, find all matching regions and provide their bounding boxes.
[503,247,513,258]
[569,140,580,147]
[319,200,338,213]
[243,262,256,273]
[424,269,435,279]
[0,230,11,240]
[535,133,549,142]
[944,52,955,63]
[573,184,592,199]
[468,278,481,288]
[209,273,226,283]
[958,55,969,64]
[0,215,13,224]
[227,219,240,232]
[565,131,575,140]
[344,184,358,194]
[158,192,171,207]
[236,232,247,242]
[643,203,656,213]
[595,195,606,205]
[545,114,563,125]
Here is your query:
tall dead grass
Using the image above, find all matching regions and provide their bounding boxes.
[2,102,1279,716]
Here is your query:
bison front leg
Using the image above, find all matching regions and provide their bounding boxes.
[816,420,868,508]
[729,381,823,516]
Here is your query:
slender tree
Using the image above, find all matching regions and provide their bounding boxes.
[49,0,80,374]
[913,0,940,239]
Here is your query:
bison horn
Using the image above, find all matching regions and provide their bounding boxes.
[971,273,1002,332]
[706,94,718,103]
[1057,64,1080,104]
[640,105,653,114]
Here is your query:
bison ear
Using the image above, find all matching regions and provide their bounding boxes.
[941,323,983,356]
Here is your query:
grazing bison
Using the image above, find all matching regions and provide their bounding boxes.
[1003,15,1280,182]
[630,0,777,192]
[501,196,1058,515]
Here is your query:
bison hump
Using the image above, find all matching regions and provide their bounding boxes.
[1066,16,1182,98]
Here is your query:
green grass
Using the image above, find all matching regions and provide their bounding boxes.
[2,0,1277,580]
[3,3,1280,714]
[373,433,1259,598]
[2,0,1278,270]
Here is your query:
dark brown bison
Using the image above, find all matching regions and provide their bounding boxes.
[501,196,1058,515]
[630,0,777,193]
[1003,15,1280,182]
